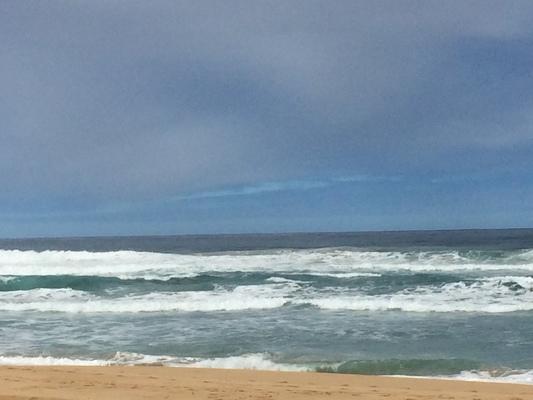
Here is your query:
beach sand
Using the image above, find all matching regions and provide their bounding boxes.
[0,366,532,400]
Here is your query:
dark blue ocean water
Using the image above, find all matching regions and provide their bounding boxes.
[0,229,532,382]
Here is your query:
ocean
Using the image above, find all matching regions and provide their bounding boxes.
[1,229,532,383]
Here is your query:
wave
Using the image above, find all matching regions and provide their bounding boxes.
[0,352,305,371]
[0,283,294,313]
[185,354,306,371]
[110,352,302,370]
[0,276,531,313]
[0,355,106,366]
[318,358,482,376]
[323,360,533,384]
[302,272,382,278]
[454,369,533,384]
[0,352,531,383]
[1,248,533,280]
[301,276,533,313]
[0,272,385,294]
[0,274,232,293]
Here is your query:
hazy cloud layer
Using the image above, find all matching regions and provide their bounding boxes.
[2,1,533,234]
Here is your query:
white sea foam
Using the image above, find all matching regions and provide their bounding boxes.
[265,276,307,284]
[454,369,533,384]
[0,352,531,384]
[303,272,381,278]
[303,276,533,313]
[187,353,307,371]
[0,355,106,366]
[109,352,305,370]
[0,283,295,313]
[0,352,306,371]
[1,248,533,280]
[0,276,531,313]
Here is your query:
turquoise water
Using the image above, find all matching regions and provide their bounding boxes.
[0,230,532,382]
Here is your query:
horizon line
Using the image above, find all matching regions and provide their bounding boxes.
[1,226,532,242]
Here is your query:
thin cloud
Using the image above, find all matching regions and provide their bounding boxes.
[174,176,400,201]
[175,181,329,201]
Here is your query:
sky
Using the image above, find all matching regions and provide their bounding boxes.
[1,1,533,237]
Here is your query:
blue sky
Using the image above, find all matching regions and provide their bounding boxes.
[1,1,533,237]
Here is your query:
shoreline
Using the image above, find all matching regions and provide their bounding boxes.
[0,366,532,400]
[1,354,532,386]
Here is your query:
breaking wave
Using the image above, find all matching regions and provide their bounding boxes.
[0,352,531,383]
[302,276,533,313]
[1,248,533,279]
[0,276,531,313]
[0,352,305,371]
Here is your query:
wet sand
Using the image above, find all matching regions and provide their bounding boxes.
[0,366,532,400]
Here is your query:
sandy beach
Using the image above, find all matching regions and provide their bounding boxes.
[0,366,531,400]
